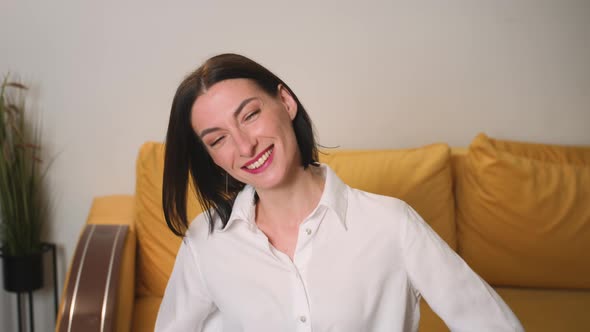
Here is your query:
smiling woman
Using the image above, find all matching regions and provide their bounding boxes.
[156,53,524,332]
[162,54,318,237]
[191,79,302,191]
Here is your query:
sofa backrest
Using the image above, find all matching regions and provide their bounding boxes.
[133,134,590,303]
[454,133,590,289]
[134,142,200,298]
[133,142,458,298]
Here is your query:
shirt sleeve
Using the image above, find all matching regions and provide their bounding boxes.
[401,204,524,332]
[155,236,217,332]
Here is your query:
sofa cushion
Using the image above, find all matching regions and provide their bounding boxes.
[134,142,203,297]
[456,133,590,288]
[495,287,590,331]
[418,299,447,331]
[319,143,456,250]
[131,295,163,332]
[418,287,590,331]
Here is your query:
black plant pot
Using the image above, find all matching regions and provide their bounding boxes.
[1,251,44,293]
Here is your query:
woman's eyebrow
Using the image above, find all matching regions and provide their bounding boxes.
[233,97,258,119]
[199,97,258,139]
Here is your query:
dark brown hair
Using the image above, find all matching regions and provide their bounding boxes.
[162,53,318,236]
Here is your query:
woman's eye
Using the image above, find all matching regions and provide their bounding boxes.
[244,109,260,121]
[210,136,225,147]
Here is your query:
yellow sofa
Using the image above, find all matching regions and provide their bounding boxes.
[56,133,590,331]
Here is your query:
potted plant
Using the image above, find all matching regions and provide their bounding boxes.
[0,75,49,293]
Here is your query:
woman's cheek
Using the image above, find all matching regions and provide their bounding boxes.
[217,149,236,170]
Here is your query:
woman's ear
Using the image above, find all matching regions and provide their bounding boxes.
[278,84,298,120]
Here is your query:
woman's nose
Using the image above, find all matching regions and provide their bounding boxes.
[234,131,256,157]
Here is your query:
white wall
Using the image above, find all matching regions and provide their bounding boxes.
[1,0,589,330]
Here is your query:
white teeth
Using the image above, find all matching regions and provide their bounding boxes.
[246,148,272,170]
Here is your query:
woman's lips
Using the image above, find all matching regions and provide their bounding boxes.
[242,145,274,174]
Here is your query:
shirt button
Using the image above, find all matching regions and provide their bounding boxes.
[305,228,312,235]
[299,315,307,323]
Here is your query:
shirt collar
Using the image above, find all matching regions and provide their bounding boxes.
[216,185,257,232]
[317,164,349,229]
[217,164,349,232]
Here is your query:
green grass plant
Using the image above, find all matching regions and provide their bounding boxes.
[0,75,47,257]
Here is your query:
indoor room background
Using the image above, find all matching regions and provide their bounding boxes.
[1,0,589,331]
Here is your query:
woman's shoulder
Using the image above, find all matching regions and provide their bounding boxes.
[340,188,419,253]
[346,188,434,242]
[185,210,219,242]
[347,187,410,217]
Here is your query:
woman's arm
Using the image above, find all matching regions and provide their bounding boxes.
[401,204,524,332]
[155,237,218,331]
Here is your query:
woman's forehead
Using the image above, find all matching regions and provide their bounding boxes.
[194,79,264,112]
[191,79,266,131]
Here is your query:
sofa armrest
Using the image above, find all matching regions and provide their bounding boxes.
[86,195,136,227]
[57,195,136,332]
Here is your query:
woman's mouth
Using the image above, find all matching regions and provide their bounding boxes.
[242,146,274,173]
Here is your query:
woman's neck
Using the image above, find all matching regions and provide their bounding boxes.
[255,165,325,229]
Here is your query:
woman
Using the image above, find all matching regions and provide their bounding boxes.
[156,53,523,331]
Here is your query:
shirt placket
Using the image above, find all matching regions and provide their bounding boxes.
[291,207,326,332]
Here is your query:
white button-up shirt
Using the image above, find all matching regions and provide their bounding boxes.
[156,165,523,332]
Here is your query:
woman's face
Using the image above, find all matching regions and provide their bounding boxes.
[191,78,301,191]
